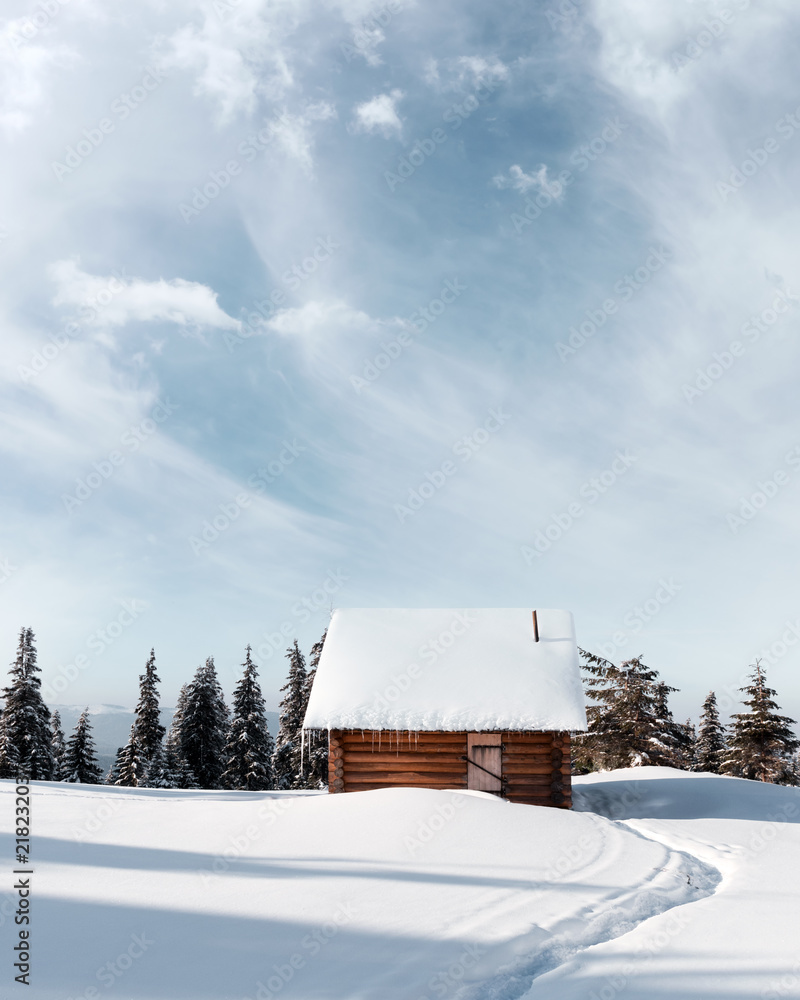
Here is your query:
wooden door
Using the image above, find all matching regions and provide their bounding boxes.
[467,733,502,794]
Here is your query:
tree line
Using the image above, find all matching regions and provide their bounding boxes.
[0,627,327,790]
[574,648,800,784]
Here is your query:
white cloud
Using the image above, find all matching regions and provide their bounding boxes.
[426,54,509,92]
[271,101,337,174]
[350,89,404,137]
[493,163,564,199]
[49,259,241,332]
[266,299,373,342]
[0,22,77,133]
[155,0,302,124]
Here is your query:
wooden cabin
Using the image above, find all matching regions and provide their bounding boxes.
[303,608,587,808]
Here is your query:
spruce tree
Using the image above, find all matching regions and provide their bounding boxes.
[722,661,799,784]
[696,692,726,773]
[177,658,229,788]
[133,649,166,764]
[51,710,67,780]
[63,709,103,784]
[114,726,148,787]
[222,646,274,790]
[142,742,176,789]
[163,687,198,788]
[273,641,307,789]
[0,628,56,780]
[648,682,694,769]
[573,650,667,771]
[106,746,123,785]
[299,630,328,788]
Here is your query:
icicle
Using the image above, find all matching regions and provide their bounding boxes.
[301,727,306,775]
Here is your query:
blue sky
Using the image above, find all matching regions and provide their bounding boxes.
[1,0,799,723]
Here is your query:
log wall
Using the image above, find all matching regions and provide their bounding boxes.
[327,729,572,808]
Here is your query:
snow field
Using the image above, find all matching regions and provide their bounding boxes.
[2,769,798,999]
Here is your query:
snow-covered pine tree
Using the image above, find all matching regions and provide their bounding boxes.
[62,709,103,784]
[573,649,664,771]
[177,658,229,788]
[106,747,123,785]
[50,710,66,780]
[722,661,799,784]
[298,630,328,788]
[162,686,199,788]
[133,649,166,765]
[273,640,307,789]
[696,691,726,773]
[684,719,697,771]
[648,682,694,769]
[114,726,148,787]
[141,741,176,789]
[0,628,56,780]
[222,646,274,790]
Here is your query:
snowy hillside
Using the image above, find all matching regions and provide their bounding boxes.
[2,769,798,999]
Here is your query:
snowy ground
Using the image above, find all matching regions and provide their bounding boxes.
[1,768,798,999]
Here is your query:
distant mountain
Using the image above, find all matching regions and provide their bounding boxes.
[53,705,281,778]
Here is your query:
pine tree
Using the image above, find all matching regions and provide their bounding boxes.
[648,682,694,769]
[62,710,103,784]
[722,661,799,784]
[696,692,726,773]
[222,646,274,790]
[163,688,198,788]
[106,746,123,785]
[573,650,670,772]
[298,630,328,788]
[133,649,166,764]
[50,710,66,780]
[176,658,229,788]
[115,726,147,787]
[0,628,56,780]
[273,641,307,789]
[142,742,176,789]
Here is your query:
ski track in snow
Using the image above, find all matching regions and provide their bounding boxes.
[458,814,722,1000]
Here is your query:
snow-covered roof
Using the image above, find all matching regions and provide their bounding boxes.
[303,608,587,732]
